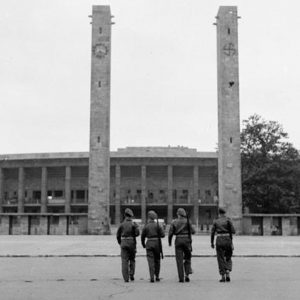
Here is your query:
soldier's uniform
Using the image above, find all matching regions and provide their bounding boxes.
[168,208,195,282]
[211,207,235,282]
[141,210,165,282]
[116,208,140,282]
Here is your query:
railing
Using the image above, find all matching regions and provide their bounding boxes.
[71,198,88,204]
[121,196,141,204]
[25,198,41,205]
[2,199,17,205]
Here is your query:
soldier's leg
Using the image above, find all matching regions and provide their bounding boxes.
[175,245,184,282]
[153,245,161,280]
[183,244,192,279]
[128,246,136,280]
[224,243,233,273]
[146,248,155,281]
[121,247,130,282]
[216,245,226,276]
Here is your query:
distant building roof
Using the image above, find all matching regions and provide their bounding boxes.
[112,147,217,158]
[0,147,217,161]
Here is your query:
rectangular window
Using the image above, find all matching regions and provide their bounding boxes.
[147,190,154,200]
[31,216,40,226]
[54,190,63,198]
[173,189,177,200]
[33,191,41,200]
[12,216,20,226]
[70,216,79,225]
[76,190,85,199]
[51,216,60,225]
[180,190,188,200]
[205,190,211,197]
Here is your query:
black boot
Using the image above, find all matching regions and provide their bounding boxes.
[185,276,190,282]
[219,275,225,282]
[225,271,231,282]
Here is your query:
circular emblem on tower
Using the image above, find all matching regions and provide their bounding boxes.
[222,43,236,56]
[93,43,108,59]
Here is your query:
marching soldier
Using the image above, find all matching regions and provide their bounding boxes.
[211,207,236,282]
[168,208,195,282]
[116,208,140,282]
[141,210,165,283]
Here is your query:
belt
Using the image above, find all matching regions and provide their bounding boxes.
[176,234,189,238]
[147,237,159,241]
[121,237,134,240]
[217,233,230,237]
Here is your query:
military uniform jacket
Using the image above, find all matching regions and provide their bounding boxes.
[116,217,140,246]
[168,218,195,245]
[141,220,165,248]
[211,216,235,245]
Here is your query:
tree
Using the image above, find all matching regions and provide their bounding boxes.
[241,114,300,213]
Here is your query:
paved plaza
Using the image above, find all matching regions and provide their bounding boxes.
[0,236,299,299]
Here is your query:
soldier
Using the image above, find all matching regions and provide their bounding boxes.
[116,208,140,282]
[168,208,195,283]
[141,210,165,283]
[211,207,235,282]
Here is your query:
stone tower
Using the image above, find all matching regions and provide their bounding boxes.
[216,6,242,233]
[88,6,112,234]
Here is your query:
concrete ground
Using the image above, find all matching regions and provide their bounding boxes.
[0,235,299,256]
[0,257,300,300]
[0,236,299,299]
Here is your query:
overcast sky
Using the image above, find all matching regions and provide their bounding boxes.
[1,0,300,154]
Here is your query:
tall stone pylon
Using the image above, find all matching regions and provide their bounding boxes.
[88,6,112,234]
[216,6,242,233]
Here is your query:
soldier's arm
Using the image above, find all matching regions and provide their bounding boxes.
[116,225,122,245]
[141,227,146,248]
[134,222,140,237]
[229,219,236,235]
[190,224,196,235]
[210,222,216,247]
[159,225,165,238]
[168,223,174,246]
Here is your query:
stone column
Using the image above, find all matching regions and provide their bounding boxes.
[282,217,290,236]
[41,167,47,213]
[193,166,199,225]
[263,217,272,236]
[65,166,71,213]
[18,167,25,213]
[216,6,242,233]
[88,6,112,234]
[0,168,3,213]
[167,165,173,224]
[115,165,121,225]
[141,165,146,223]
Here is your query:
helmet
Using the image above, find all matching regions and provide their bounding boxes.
[177,208,186,217]
[148,210,157,220]
[124,208,134,217]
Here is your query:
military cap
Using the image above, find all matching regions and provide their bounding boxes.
[124,208,134,217]
[177,208,187,217]
[218,207,226,214]
[148,210,157,220]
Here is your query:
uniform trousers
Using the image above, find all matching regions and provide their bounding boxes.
[120,240,136,281]
[174,237,192,281]
[216,236,233,275]
[146,240,161,280]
